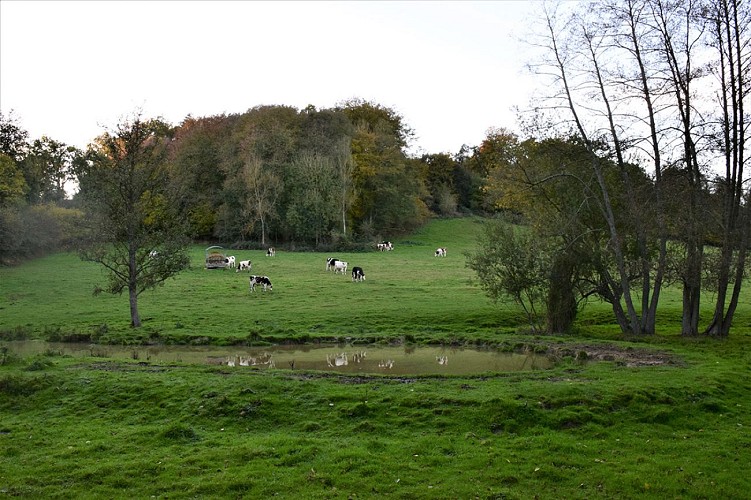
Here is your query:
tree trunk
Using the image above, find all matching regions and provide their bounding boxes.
[682,239,702,336]
[546,251,577,334]
[128,248,141,328]
[129,286,141,328]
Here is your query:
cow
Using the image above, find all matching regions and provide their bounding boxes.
[377,241,394,251]
[148,250,159,259]
[236,260,252,272]
[249,275,273,292]
[266,247,276,257]
[333,260,348,275]
[226,255,236,269]
[434,247,447,257]
[326,257,339,271]
[351,266,365,282]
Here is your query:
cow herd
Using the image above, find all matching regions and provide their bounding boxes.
[213,243,448,295]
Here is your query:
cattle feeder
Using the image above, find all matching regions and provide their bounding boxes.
[205,245,228,270]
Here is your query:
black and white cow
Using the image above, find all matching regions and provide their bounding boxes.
[266,247,276,257]
[377,241,394,251]
[333,260,348,275]
[237,260,252,272]
[226,255,236,269]
[326,257,339,271]
[351,266,365,282]
[249,275,273,292]
[434,247,447,257]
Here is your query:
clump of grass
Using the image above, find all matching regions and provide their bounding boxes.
[160,423,199,442]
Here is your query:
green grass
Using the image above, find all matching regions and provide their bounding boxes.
[1,217,751,498]
[1,217,526,345]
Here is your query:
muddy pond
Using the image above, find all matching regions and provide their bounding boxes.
[3,341,553,375]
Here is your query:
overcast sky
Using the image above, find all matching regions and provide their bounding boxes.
[1,1,545,156]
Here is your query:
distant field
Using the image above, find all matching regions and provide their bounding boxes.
[1,217,750,345]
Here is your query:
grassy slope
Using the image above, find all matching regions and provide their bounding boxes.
[1,218,520,344]
[2,217,751,498]
[3,217,741,344]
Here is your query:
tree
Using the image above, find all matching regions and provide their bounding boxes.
[466,219,551,333]
[333,137,355,235]
[0,153,28,206]
[702,0,751,337]
[284,152,339,245]
[0,110,29,162]
[237,152,282,246]
[480,135,612,334]
[167,114,236,239]
[24,136,80,204]
[420,152,459,215]
[341,101,427,235]
[77,112,190,328]
[527,0,721,335]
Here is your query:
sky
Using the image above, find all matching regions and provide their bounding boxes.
[1,1,544,157]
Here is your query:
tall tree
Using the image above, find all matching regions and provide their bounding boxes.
[341,100,427,235]
[703,0,750,337]
[0,153,28,206]
[284,152,338,245]
[0,110,29,163]
[168,114,236,239]
[237,152,282,246]
[333,137,355,235]
[77,112,190,328]
[24,136,80,203]
[420,152,459,215]
[528,0,720,335]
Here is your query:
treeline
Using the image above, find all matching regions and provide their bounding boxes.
[0,100,494,263]
[0,112,87,263]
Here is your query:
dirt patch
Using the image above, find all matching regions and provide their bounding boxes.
[547,343,682,367]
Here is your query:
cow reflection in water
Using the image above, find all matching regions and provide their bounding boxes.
[223,352,274,368]
[326,351,367,368]
[378,359,394,369]
[327,353,348,367]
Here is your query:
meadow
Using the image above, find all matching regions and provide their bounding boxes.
[1,218,750,498]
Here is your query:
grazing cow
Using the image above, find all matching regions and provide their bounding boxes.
[377,241,394,251]
[226,255,236,269]
[326,257,339,271]
[333,260,348,275]
[236,260,252,272]
[352,266,365,282]
[249,275,273,292]
[266,247,276,257]
[435,247,447,257]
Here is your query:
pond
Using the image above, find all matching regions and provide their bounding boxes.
[2,340,553,376]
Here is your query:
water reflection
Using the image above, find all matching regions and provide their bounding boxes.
[3,340,552,375]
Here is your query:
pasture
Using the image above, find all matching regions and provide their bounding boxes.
[0,218,523,345]
[1,217,751,498]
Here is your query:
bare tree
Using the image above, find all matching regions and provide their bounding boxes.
[532,3,655,334]
[333,137,355,236]
[703,0,751,337]
[528,0,726,335]
[238,153,281,246]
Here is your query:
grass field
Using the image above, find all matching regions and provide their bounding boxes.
[2,217,751,498]
[1,218,522,345]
